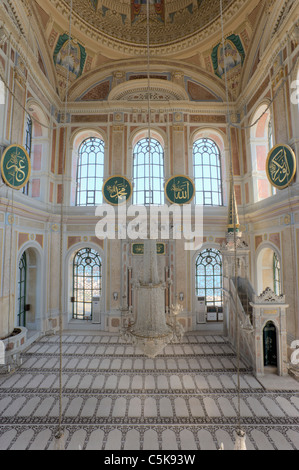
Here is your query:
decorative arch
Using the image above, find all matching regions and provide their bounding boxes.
[108,78,189,102]
[16,242,44,332]
[256,242,282,295]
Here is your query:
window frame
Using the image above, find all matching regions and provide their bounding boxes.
[76,136,105,207]
[195,248,223,307]
[273,252,281,295]
[193,137,223,206]
[72,247,102,320]
[133,137,165,206]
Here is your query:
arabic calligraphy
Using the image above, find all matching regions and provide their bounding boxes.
[269,148,290,184]
[266,145,296,189]
[6,148,26,184]
[132,243,165,255]
[1,145,30,190]
[165,175,195,205]
[171,180,191,202]
[106,181,128,202]
[103,176,132,205]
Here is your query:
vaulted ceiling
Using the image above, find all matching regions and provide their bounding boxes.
[2,0,296,105]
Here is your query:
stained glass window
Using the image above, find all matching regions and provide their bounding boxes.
[195,248,223,306]
[73,248,102,320]
[133,137,164,205]
[76,137,105,206]
[193,138,223,206]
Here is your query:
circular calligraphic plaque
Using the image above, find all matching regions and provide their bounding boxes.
[1,145,31,190]
[165,175,195,205]
[266,144,296,190]
[102,175,132,205]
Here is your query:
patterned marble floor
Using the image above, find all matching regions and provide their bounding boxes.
[1,331,299,450]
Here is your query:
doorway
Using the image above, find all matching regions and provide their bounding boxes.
[263,321,277,367]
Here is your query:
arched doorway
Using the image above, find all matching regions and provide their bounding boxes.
[263,321,278,368]
[17,247,42,331]
[18,251,27,327]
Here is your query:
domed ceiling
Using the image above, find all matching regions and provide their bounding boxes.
[69,0,234,47]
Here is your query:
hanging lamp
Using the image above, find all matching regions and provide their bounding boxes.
[121,1,184,358]
[219,0,247,450]
[54,0,74,451]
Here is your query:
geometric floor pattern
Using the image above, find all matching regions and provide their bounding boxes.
[1,331,299,450]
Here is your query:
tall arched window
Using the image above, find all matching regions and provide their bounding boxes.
[18,251,27,327]
[195,248,223,306]
[273,252,281,295]
[193,138,223,206]
[133,137,164,205]
[76,137,105,206]
[72,248,102,320]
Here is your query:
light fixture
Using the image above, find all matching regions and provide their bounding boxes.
[179,292,184,301]
[120,2,185,358]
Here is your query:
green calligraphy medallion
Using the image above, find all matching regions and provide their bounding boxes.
[266,144,296,189]
[102,175,132,205]
[1,145,31,190]
[165,175,195,205]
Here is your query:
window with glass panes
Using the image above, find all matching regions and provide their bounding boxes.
[193,138,223,206]
[195,248,223,306]
[273,252,281,295]
[76,137,105,206]
[72,248,102,320]
[133,137,164,205]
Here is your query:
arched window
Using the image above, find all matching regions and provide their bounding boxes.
[76,137,105,206]
[195,248,223,306]
[257,247,281,295]
[133,137,164,205]
[72,248,102,320]
[22,115,32,195]
[273,252,281,295]
[193,138,223,206]
[18,251,27,327]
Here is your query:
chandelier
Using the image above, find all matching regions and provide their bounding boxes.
[121,240,184,358]
[120,2,184,358]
